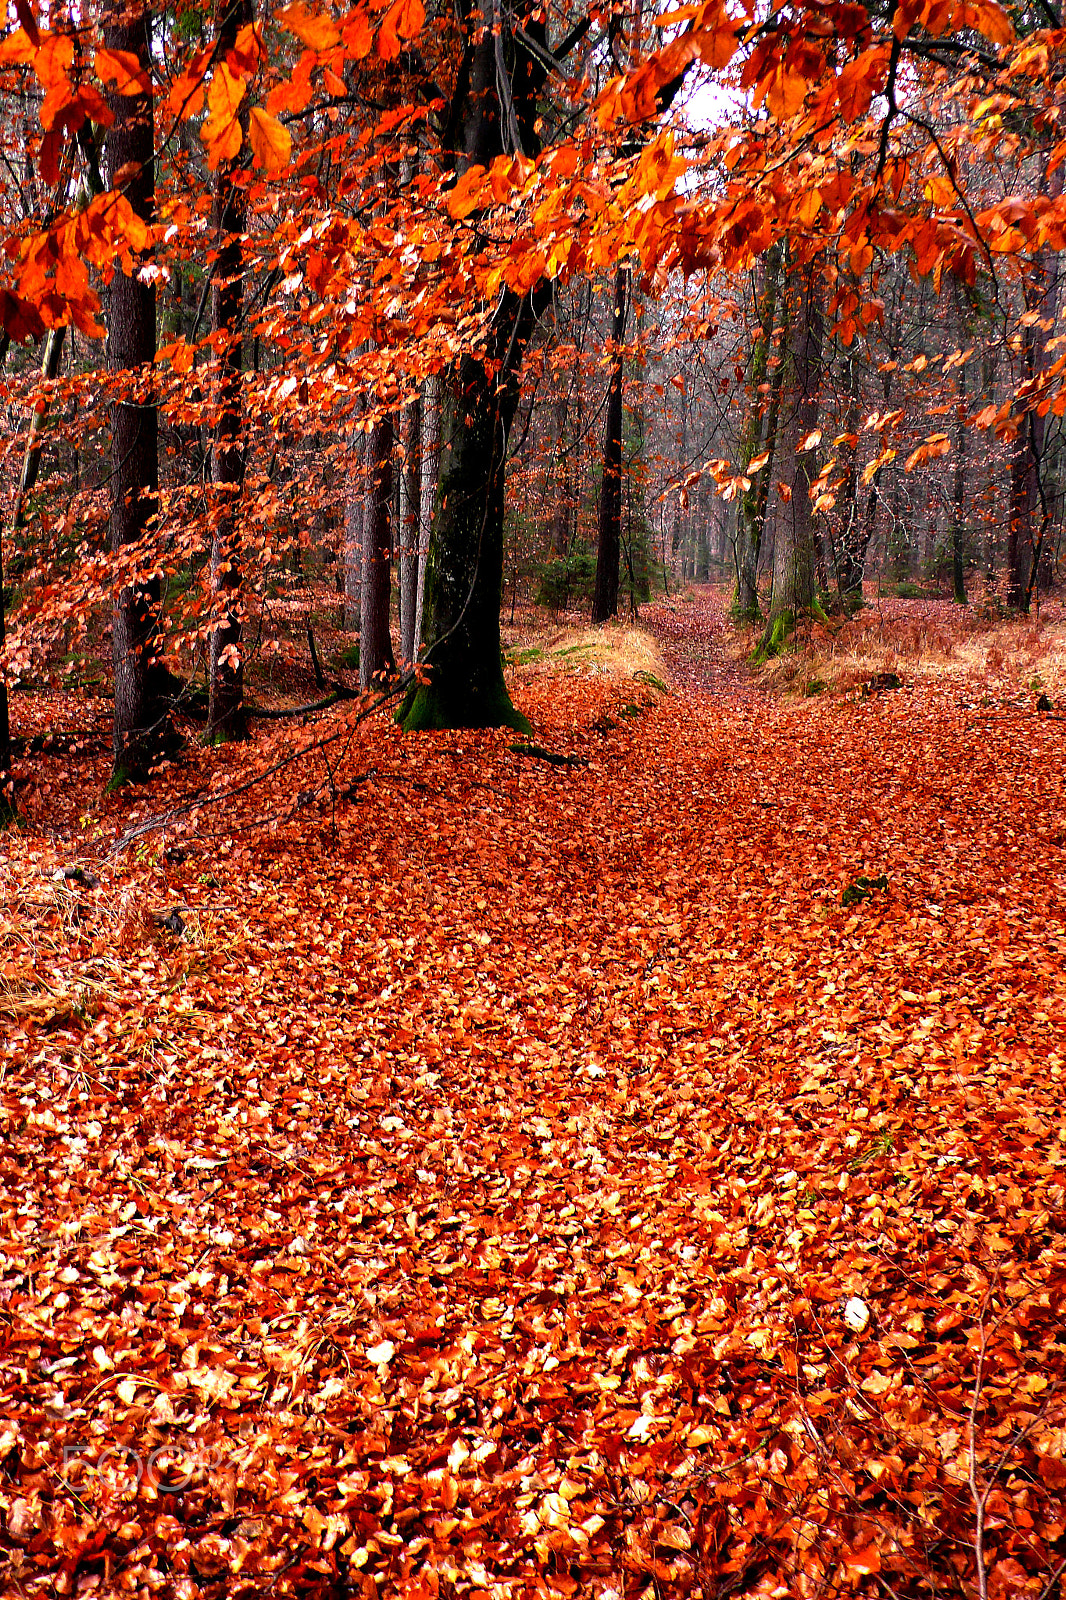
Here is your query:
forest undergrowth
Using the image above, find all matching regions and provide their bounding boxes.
[2,590,1065,1599]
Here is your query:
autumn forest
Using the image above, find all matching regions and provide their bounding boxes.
[2,0,1066,1595]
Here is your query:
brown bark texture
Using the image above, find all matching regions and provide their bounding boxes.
[106,0,168,784]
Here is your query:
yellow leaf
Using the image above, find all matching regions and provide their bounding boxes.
[248,106,291,172]
[924,173,955,207]
[207,61,245,123]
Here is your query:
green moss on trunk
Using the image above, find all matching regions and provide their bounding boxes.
[401,669,531,734]
[398,327,535,736]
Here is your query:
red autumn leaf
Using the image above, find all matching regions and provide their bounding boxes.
[377,0,424,59]
[0,285,45,340]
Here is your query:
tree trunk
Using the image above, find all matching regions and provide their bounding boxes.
[592,268,629,625]
[11,328,66,534]
[735,243,782,620]
[398,0,549,731]
[105,0,169,786]
[1008,371,1038,613]
[2,326,70,818]
[399,308,535,732]
[343,404,367,631]
[413,375,439,659]
[766,255,824,642]
[548,390,570,557]
[0,514,11,823]
[835,350,868,602]
[952,359,968,604]
[206,0,252,742]
[695,524,710,582]
[399,395,422,666]
[1008,161,1062,612]
[360,415,396,691]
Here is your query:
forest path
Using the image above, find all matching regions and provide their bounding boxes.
[643,584,760,703]
[4,596,1066,1598]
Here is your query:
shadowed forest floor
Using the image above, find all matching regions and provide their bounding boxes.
[2,590,1066,1598]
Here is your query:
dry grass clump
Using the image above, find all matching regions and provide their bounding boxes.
[747,592,1066,701]
[505,618,670,687]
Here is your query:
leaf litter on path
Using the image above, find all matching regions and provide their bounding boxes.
[2,591,1065,1598]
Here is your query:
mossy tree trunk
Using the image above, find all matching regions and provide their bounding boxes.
[399,0,552,731]
[765,253,824,645]
[399,319,534,732]
[106,0,171,786]
[592,267,630,625]
[206,0,252,743]
[734,242,782,621]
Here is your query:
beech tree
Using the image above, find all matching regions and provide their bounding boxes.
[2,0,1065,781]
[105,0,169,786]
[591,267,631,625]
[734,244,783,620]
[206,0,253,743]
[359,414,396,691]
[398,0,554,732]
[764,255,824,644]
[398,392,421,667]
[0,546,10,824]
